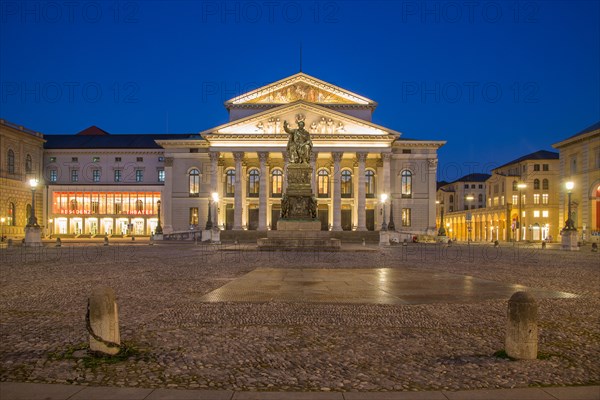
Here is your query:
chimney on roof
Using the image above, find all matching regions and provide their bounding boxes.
[77,126,110,136]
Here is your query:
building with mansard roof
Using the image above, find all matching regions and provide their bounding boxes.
[156,72,445,234]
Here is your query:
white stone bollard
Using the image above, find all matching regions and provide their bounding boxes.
[506,291,538,360]
[88,286,121,355]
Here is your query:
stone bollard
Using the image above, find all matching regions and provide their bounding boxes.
[592,243,598,252]
[87,286,121,355]
[104,237,109,246]
[56,237,62,247]
[131,236,135,241]
[362,238,366,246]
[506,291,538,360]
[494,240,500,248]
[7,238,13,248]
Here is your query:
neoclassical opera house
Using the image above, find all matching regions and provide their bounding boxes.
[158,72,445,234]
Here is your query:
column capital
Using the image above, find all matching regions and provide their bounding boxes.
[355,152,368,163]
[233,152,244,162]
[310,151,318,163]
[209,151,220,162]
[332,152,344,163]
[428,158,438,169]
[258,152,269,163]
[164,157,174,167]
[382,153,392,162]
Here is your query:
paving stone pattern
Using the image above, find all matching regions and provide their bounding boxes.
[0,243,598,392]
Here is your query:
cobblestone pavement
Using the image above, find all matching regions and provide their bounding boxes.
[0,242,598,392]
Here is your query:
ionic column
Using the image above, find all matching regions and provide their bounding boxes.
[258,152,269,231]
[233,152,244,230]
[310,151,318,195]
[427,158,438,233]
[209,151,219,227]
[356,152,368,231]
[332,152,343,231]
[382,153,391,196]
[163,157,174,232]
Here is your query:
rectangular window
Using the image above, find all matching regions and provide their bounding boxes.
[93,170,101,182]
[501,196,505,205]
[471,184,476,189]
[402,149,411,154]
[533,194,540,204]
[114,170,122,182]
[93,157,100,163]
[542,194,549,204]
[512,195,518,205]
[478,184,483,189]
[71,157,78,162]
[158,156,165,162]
[49,157,56,163]
[189,207,199,226]
[158,170,165,182]
[521,194,526,205]
[534,164,540,171]
[50,170,57,182]
[533,210,540,218]
[135,170,143,182]
[115,157,122,162]
[401,208,411,227]
[91,201,99,214]
[71,169,78,182]
[137,157,143,162]
[543,164,549,171]
[570,157,577,174]
[522,211,526,217]
[542,210,549,218]
[464,184,469,189]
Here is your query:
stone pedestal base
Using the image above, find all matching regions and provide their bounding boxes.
[561,230,579,251]
[259,220,339,250]
[24,226,42,247]
[379,231,390,246]
[277,220,321,231]
[153,234,164,241]
[437,235,449,244]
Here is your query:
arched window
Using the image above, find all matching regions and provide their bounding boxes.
[341,170,352,198]
[189,168,200,197]
[478,193,483,202]
[7,149,15,174]
[542,179,549,190]
[271,169,283,197]
[512,180,518,191]
[8,202,16,226]
[225,169,235,197]
[365,170,375,198]
[25,154,32,174]
[401,170,412,198]
[135,200,144,212]
[248,168,259,197]
[70,199,78,211]
[317,169,329,197]
[449,195,454,203]
[534,179,540,190]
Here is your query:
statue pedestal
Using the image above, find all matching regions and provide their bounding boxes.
[24,226,42,247]
[561,230,579,251]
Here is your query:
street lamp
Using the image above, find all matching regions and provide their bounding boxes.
[563,181,576,230]
[211,192,219,228]
[48,218,53,238]
[27,178,39,227]
[517,183,527,241]
[0,217,5,241]
[205,196,213,230]
[380,193,388,231]
[436,200,446,236]
[465,195,474,242]
[155,200,163,234]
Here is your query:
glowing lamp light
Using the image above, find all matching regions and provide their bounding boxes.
[465,195,475,201]
[517,183,527,189]
[565,181,574,191]
[212,192,220,203]
[380,193,388,203]
[29,178,38,188]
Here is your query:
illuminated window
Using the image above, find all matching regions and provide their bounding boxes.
[8,202,15,226]
[401,170,412,198]
[189,207,198,226]
[317,169,329,198]
[25,154,32,174]
[512,195,518,205]
[189,168,200,196]
[402,208,411,226]
[248,169,259,197]
[365,170,375,198]
[93,169,101,182]
[542,194,549,204]
[542,210,549,218]
[158,170,165,182]
[135,200,144,212]
[71,169,78,182]
[542,179,549,190]
[50,169,57,182]
[114,170,122,182]
[135,169,144,182]
[7,149,15,174]
[225,169,235,197]
[533,210,540,218]
[533,194,540,204]
[341,170,352,198]
[271,169,283,197]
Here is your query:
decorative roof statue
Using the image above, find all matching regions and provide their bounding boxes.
[283,115,313,164]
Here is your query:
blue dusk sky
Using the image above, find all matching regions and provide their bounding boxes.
[1,0,598,181]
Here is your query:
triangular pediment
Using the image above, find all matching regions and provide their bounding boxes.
[225,73,376,107]
[202,101,399,138]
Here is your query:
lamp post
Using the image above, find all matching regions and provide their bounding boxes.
[211,192,219,228]
[517,183,527,241]
[563,181,576,231]
[27,178,39,227]
[380,193,388,231]
[205,197,213,230]
[1,217,5,241]
[465,195,474,242]
[388,199,395,231]
[155,200,163,234]
[437,200,447,236]
[48,218,53,238]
